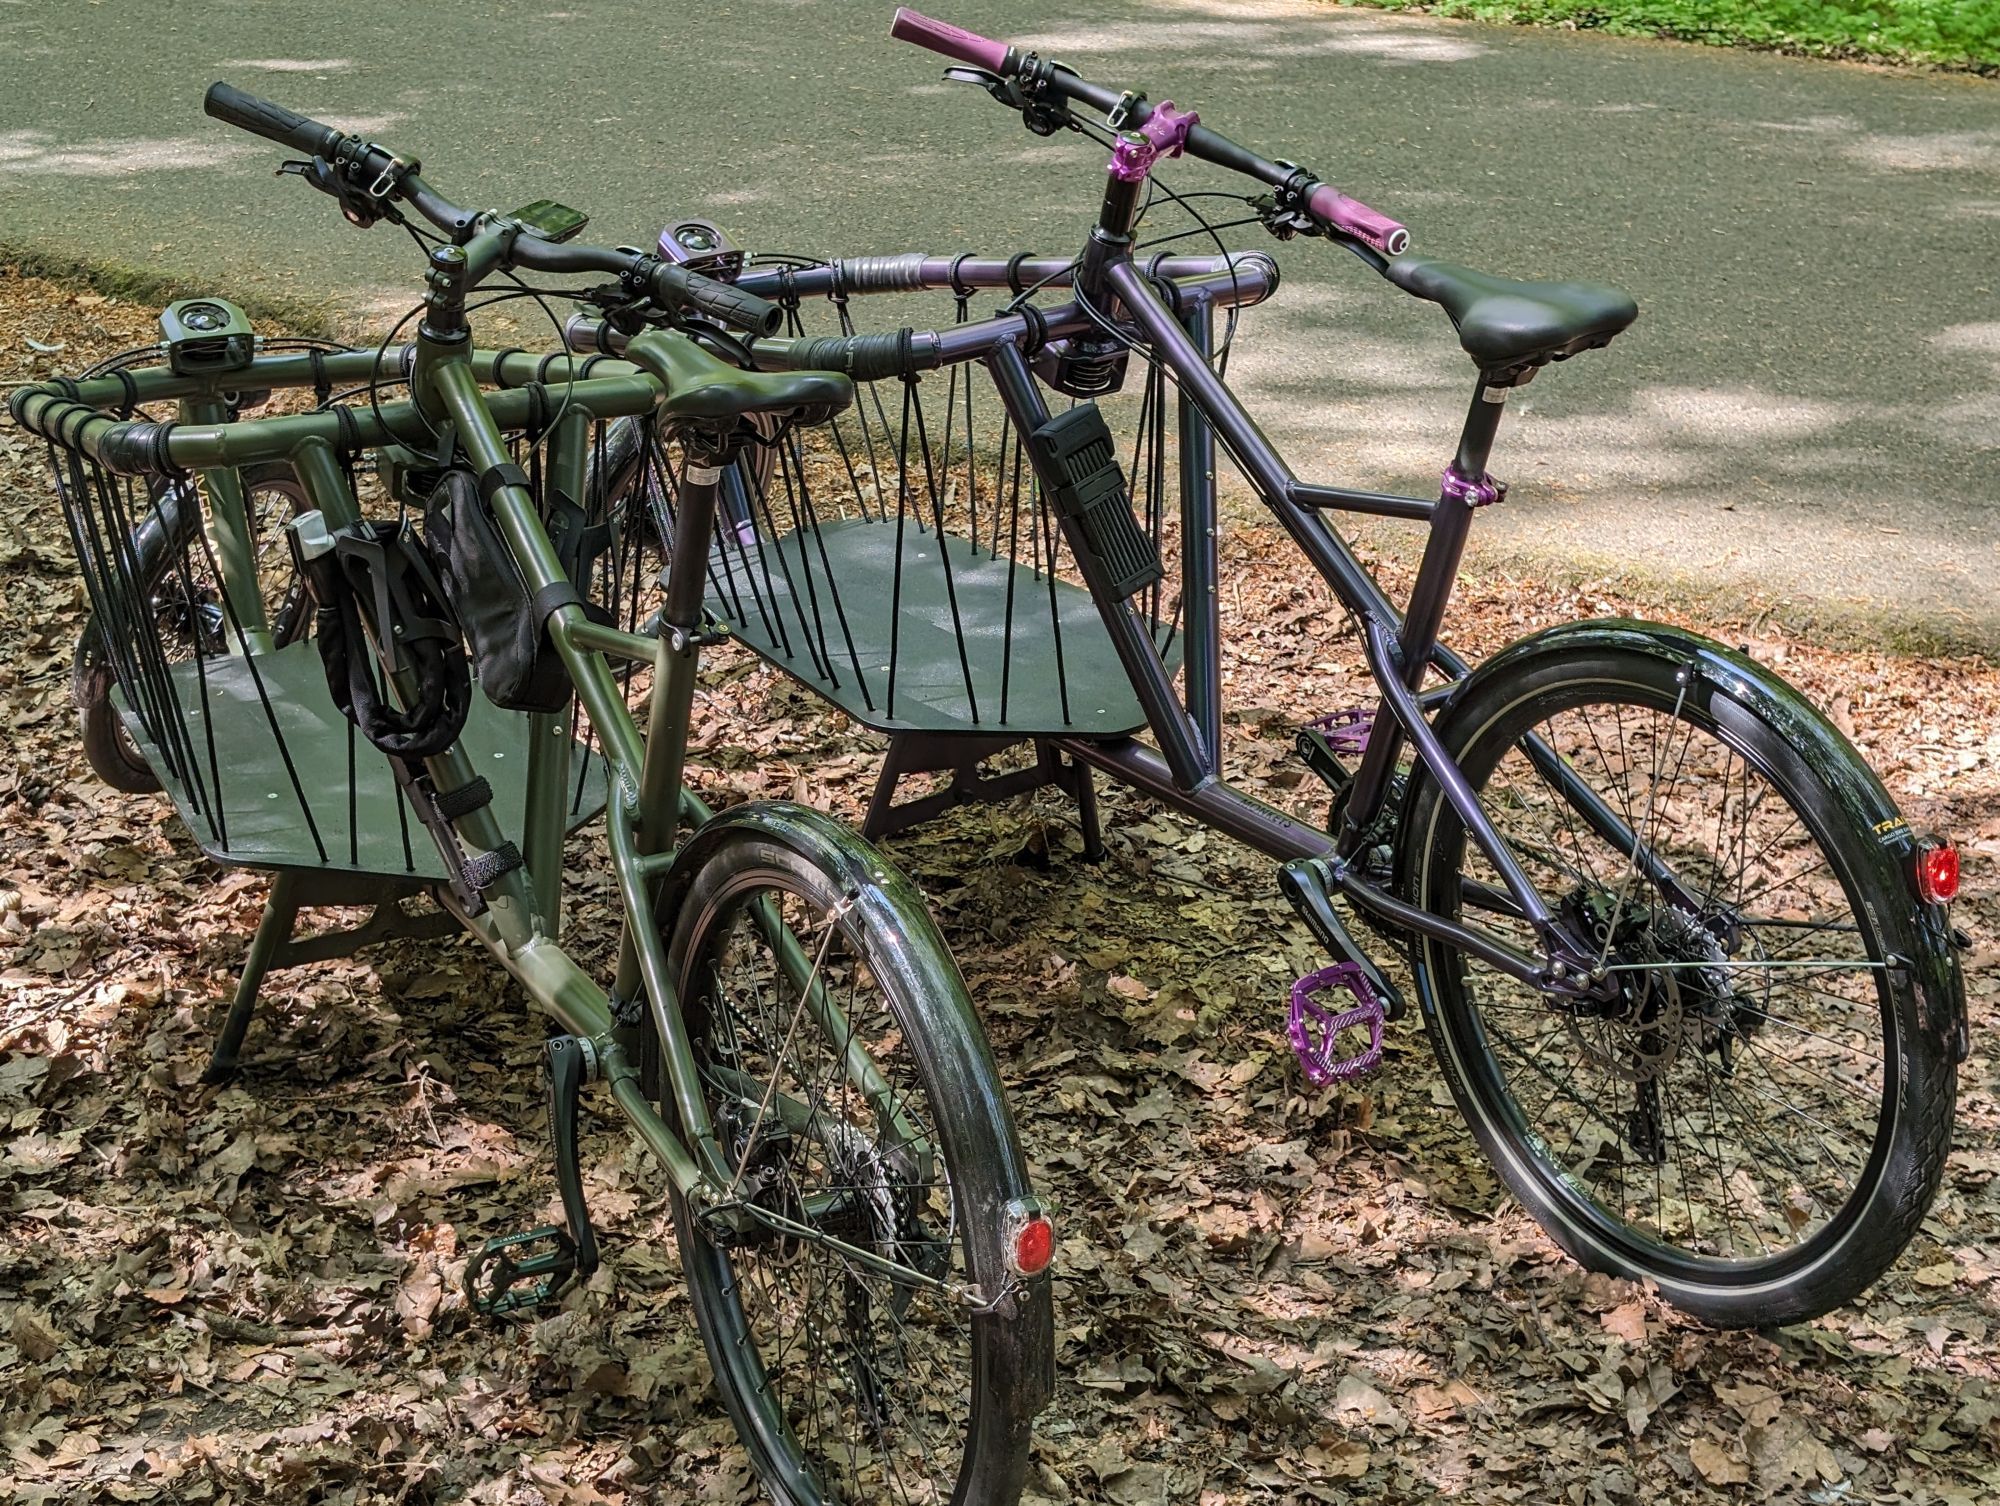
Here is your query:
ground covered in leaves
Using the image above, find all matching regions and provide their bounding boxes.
[1,266,1997,1505]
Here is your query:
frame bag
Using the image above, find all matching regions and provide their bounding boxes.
[424,465,610,714]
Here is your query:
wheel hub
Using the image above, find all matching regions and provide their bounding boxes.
[1555,889,1743,1084]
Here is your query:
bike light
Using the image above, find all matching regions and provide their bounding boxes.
[1916,840,1960,906]
[1004,1199,1054,1277]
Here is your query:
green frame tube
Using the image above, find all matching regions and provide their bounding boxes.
[21,323,933,1221]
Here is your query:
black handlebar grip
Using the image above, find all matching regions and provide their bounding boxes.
[651,263,782,336]
[774,332,924,383]
[203,81,343,157]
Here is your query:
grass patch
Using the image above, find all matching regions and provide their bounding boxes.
[0,242,350,342]
[1330,0,2000,72]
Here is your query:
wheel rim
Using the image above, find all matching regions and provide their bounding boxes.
[679,866,978,1505]
[1422,677,1899,1282]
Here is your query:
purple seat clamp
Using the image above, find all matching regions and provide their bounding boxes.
[1288,963,1386,1086]
[1109,101,1199,183]
[1440,464,1506,508]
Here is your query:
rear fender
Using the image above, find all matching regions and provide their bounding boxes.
[1398,618,1964,1057]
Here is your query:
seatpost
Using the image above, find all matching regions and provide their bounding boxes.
[636,422,731,861]
[1394,376,1509,685]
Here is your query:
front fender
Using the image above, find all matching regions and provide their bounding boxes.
[654,799,1059,1416]
[658,798,930,924]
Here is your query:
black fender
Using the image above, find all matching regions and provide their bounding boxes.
[1398,618,1964,1059]
[654,799,956,975]
[653,798,1057,1424]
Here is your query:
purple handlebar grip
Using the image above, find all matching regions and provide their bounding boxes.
[889,8,1013,74]
[1306,183,1410,257]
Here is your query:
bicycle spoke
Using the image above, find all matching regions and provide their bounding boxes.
[1434,683,1894,1270]
[683,883,976,1504]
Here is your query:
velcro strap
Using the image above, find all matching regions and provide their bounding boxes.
[433,776,494,821]
[478,462,532,505]
[461,841,523,892]
[529,579,583,628]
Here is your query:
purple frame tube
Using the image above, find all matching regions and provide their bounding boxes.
[587,247,1586,986]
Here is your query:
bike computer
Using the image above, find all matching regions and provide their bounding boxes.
[510,199,590,243]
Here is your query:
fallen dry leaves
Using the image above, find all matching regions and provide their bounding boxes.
[1,263,1997,1505]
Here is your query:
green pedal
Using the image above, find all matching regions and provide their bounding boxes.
[1028,403,1162,601]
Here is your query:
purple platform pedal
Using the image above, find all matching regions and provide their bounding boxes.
[1288,963,1386,1085]
[1309,706,1374,759]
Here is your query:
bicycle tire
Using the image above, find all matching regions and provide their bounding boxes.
[1399,622,1957,1325]
[654,802,1051,1506]
[71,463,311,794]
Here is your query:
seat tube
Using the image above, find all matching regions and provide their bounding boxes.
[1395,377,1508,683]
[1339,377,1507,854]
[636,436,725,860]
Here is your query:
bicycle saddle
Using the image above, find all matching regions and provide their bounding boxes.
[1386,257,1638,380]
[627,329,854,426]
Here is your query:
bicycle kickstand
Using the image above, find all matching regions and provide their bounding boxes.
[465,1035,601,1316]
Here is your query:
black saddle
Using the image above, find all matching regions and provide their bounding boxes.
[1387,257,1638,382]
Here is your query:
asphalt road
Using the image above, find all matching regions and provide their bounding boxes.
[4,1,1997,645]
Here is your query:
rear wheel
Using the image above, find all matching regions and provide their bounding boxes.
[662,810,1049,1504]
[1404,633,1955,1324]
[71,463,309,794]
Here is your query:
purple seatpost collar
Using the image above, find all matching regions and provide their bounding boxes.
[1109,101,1198,183]
[1440,464,1507,508]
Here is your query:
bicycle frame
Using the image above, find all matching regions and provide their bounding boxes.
[18,317,941,1262]
[712,249,1664,993]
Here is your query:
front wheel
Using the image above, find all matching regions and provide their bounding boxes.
[660,805,1052,1505]
[1402,624,1957,1325]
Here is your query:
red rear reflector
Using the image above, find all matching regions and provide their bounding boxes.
[1004,1201,1054,1277]
[1917,842,1959,906]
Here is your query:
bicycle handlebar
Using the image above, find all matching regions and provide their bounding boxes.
[203,80,343,158]
[888,7,1015,73]
[201,82,781,334]
[886,8,1410,257]
[1302,185,1408,259]
[653,264,783,337]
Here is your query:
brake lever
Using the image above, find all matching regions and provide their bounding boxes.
[941,65,1072,137]
[277,156,383,229]
[1248,191,1316,243]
